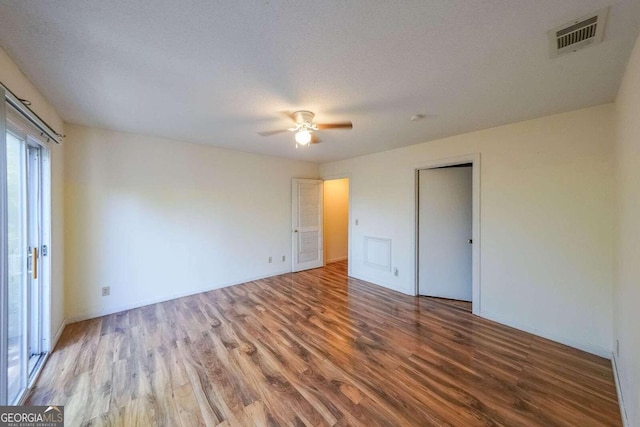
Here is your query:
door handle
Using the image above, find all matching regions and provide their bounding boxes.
[468,239,473,244]
[293,230,299,233]
[32,247,38,279]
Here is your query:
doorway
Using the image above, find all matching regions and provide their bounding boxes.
[323,178,349,267]
[291,179,324,272]
[416,155,480,314]
[3,106,51,405]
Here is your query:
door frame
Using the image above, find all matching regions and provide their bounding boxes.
[0,87,8,405]
[321,174,352,277]
[414,153,481,315]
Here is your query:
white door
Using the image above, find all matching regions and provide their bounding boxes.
[418,166,472,301]
[292,179,323,272]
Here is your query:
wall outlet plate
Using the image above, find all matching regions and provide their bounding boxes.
[101,286,110,296]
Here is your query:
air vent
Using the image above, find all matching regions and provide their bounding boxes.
[548,8,608,58]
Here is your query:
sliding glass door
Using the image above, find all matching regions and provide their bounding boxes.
[2,104,51,405]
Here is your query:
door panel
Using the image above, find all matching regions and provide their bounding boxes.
[5,131,27,404]
[292,179,323,272]
[418,166,472,301]
[27,144,43,375]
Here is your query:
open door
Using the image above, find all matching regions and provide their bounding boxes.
[418,165,472,301]
[292,179,323,272]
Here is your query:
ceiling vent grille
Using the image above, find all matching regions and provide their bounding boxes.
[548,8,608,58]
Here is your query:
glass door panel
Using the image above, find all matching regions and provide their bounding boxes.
[27,143,43,376]
[5,130,27,404]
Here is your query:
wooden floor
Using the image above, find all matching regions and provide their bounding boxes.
[27,261,621,426]
[423,297,472,313]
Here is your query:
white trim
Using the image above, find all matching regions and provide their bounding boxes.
[612,352,629,427]
[480,309,610,357]
[351,271,414,296]
[326,256,348,264]
[51,320,66,350]
[0,87,8,405]
[413,153,481,315]
[320,173,353,277]
[66,269,291,323]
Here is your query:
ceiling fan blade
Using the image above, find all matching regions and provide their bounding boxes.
[278,111,298,123]
[257,129,290,136]
[316,122,353,130]
[311,133,321,144]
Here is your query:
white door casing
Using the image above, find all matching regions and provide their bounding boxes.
[418,166,473,301]
[292,179,323,272]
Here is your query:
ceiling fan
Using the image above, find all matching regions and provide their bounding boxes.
[258,110,353,147]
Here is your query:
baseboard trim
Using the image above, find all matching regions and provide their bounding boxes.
[51,319,66,350]
[327,256,348,264]
[67,269,292,323]
[349,271,415,296]
[612,352,629,427]
[477,310,611,358]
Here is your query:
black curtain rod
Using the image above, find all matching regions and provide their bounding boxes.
[1,81,65,143]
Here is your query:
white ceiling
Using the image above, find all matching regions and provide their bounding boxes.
[1,1,639,163]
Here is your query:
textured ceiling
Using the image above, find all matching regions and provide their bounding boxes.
[1,1,639,163]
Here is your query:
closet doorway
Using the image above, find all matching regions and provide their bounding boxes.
[323,178,350,269]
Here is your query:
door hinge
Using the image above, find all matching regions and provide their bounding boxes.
[42,245,48,256]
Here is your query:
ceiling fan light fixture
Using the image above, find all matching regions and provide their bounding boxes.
[258,110,352,148]
[295,130,312,145]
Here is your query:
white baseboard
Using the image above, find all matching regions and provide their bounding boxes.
[51,319,66,350]
[327,256,348,264]
[612,352,629,427]
[477,310,611,358]
[66,269,291,323]
[349,271,415,296]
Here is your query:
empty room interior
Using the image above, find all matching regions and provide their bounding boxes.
[1,1,640,425]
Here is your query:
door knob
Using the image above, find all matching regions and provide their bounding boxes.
[468,239,473,244]
[294,230,299,233]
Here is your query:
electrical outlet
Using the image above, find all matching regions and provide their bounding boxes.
[101,286,110,296]
[393,267,399,277]
[268,256,272,263]
[355,219,359,226]
[282,255,286,262]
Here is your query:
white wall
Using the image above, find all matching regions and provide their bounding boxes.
[613,32,640,427]
[321,104,615,357]
[64,124,318,321]
[0,47,66,346]
[323,178,349,263]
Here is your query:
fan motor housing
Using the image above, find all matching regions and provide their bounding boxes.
[292,110,315,124]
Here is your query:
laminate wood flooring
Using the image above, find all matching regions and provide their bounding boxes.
[423,297,472,313]
[26,261,621,426]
